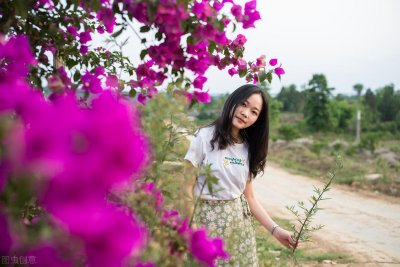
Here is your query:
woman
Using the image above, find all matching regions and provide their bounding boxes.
[184,84,297,266]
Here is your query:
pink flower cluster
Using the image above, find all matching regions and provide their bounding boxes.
[161,209,229,266]
[1,35,149,266]
[46,0,282,106]
[131,60,166,105]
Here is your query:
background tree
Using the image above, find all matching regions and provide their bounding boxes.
[329,100,355,131]
[376,84,400,122]
[276,84,305,113]
[258,80,282,124]
[303,74,334,131]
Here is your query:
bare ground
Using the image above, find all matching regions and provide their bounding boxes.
[254,163,400,267]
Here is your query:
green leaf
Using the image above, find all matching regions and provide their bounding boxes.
[208,41,217,54]
[66,59,76,69]
[266,72,273,83]
[238,69,247,78]
[187,36,195,45]
[140,49,148,60]
[140,25,151,33]
[259,71,268,83]
[161,189,172,199]
[111,27,124,38]
[155,31,163,41]
[73,71,81,82]
[129,88,137,98]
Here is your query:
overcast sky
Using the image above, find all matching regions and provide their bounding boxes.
[206,0,400,96]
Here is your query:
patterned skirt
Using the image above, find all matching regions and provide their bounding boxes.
[194,194,258,267]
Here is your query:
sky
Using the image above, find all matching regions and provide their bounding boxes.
[96,0,400,96]
[205,0,400,96]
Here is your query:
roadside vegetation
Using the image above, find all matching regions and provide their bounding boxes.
[192,76,400,197]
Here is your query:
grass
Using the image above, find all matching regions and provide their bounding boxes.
[269,138,400,197]
[255,219,353,266]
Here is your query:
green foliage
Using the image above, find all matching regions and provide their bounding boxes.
[363,88,377,113]
[353,83,364,98]
[376,84,400,122]
[140,92,194,185]
[303,74,335,131]
[278,124,300,141]
[329,100,355,131]
[276,84,305,113]
[258,81,282,124]
[311,141,325,156]
[192,94,228,125]
[359,132,379,153]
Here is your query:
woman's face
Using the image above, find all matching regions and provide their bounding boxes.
[231,93,263,132]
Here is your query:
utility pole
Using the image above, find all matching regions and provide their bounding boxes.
[355,109,361,144]
[353,84,363,145]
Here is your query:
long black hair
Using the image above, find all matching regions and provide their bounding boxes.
[209,84,269,179]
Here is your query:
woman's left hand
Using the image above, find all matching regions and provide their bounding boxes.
[272,227,298,249]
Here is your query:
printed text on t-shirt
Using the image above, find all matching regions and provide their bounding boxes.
[223,157,245,166]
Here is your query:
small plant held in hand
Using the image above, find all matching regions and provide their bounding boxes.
[286,154,343,257]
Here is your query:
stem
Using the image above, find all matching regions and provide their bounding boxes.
[188,177,207,227]
[127,21,148,49]
[291,157,341,254]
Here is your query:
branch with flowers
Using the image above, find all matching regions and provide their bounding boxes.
[0,0,286,266]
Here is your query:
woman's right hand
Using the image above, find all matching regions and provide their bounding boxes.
[272,227,298,250]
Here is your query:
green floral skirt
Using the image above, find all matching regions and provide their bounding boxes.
[194,195,258,267]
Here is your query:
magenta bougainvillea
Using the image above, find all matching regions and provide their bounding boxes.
[0,0,285,266]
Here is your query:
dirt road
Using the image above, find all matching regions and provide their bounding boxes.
[253,163,400,266]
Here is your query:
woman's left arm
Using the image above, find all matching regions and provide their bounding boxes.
[244,180,297,249]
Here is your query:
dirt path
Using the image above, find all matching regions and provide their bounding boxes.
[253,163,400,266]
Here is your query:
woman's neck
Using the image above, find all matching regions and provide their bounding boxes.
[231,129,243,144]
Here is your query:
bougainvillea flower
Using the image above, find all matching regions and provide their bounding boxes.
[232,34,247,47]
[0,35,36,80]
[190,228,229,267]
[66,26,78,37]
[194,90,211,103]
[269,58,278,66]
[274,66,285,76]
[137,93,146,105]
[228,67,238,76]
[79,45,88,55]
[256,55,266,67]
[0,212,12,254]
[242,0,261,28]
[231,4,242,19]
[81,72,102,93]
[237,58,247,70]
[192,1,213,21]
[96,8,116,33]
[25,244,73,267]
[135,262,155,267]
[79,30,92,44]
[213,1,223,11]
[193,76,207,89]
[106,74,119,90]
[214,32,230,46]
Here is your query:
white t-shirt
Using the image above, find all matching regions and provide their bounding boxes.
[184,126,250,200]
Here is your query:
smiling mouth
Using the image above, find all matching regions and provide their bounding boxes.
[236,117,246,124]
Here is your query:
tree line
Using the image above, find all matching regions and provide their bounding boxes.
[276,74,400,135]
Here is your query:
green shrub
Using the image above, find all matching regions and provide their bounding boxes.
[311,141,326,156]
[359,133,379,153]
[278,124,300,141]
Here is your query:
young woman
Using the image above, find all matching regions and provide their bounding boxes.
[184,84,297,266]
